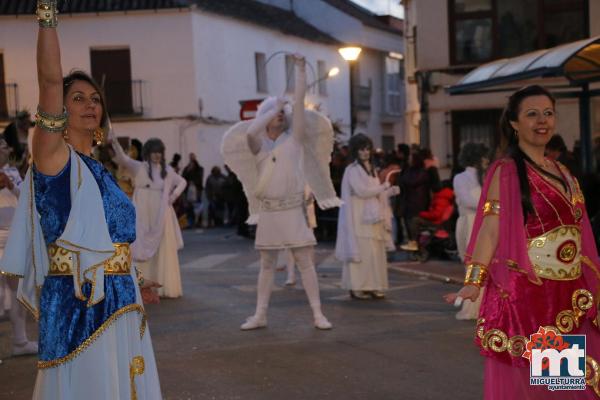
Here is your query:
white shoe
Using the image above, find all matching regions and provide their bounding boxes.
[284,279,296,286]
[240,315,267,330]
[314,315,332,330]
[12,341,38,356]
[400,241,418,252]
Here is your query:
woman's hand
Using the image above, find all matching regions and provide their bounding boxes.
[386,185,401,196]
[444,285,480,305]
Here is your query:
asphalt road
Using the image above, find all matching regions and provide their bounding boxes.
[0,228,483,400]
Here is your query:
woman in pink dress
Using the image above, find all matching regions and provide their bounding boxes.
[445,85,600,399]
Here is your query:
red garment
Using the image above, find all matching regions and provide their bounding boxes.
[418,187,454,224]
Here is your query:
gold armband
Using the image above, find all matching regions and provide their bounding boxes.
[36,0,59,28]
[482,200,500,216]
[464,262,488,287]
[35,106,68,133]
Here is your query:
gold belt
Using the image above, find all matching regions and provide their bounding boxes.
[528,226,581,281]
[260,192,305,212]
[48,243,132,276]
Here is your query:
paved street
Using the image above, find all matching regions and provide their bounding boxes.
[0,228,483,400]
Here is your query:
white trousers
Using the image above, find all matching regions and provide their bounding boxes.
[254,246,325,318]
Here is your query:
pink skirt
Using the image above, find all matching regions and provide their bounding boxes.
[484,320,600,399]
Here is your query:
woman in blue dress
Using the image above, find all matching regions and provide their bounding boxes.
[0,2,162,398]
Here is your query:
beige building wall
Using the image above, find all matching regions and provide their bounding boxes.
[404,0,600,175]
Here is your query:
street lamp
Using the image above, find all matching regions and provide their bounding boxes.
[338,46,363,135]
[307,67,340,91]
[338,47,362,61]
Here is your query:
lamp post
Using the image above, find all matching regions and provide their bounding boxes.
[338,46,362,136]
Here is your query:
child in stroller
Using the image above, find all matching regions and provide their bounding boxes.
[400,181,458,262]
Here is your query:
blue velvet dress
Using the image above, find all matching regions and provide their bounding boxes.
[34,153,138,364]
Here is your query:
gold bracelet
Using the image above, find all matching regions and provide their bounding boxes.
[36,0,58,28]
[35,106,68,133]
[482,200,500,216]
[464,262,489,287]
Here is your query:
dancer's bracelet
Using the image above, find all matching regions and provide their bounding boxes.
[36,0,59,28]
[35,106,68,133]
[464,262,488,287]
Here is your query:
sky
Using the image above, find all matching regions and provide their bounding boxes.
[349,0,404,19]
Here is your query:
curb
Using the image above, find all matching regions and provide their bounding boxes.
[388,265,463,285]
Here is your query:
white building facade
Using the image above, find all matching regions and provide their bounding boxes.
[0,1,351,171]
[257,0,406,150]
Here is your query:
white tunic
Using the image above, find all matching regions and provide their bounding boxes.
[0,165,21,313]
[111,142,187,298]
[453,166,484,320]
[254,132,316,249]
[336,163,389,291]
[453,167,481,261]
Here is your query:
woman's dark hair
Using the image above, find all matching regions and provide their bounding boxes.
[546,134,567,153]
[348,133,375,176]
[131,139,143,161]
[410,150,425,169]
[499,84,556,221]
[142,138,167,180]
[459,142,490,185]
[63,70,109,133]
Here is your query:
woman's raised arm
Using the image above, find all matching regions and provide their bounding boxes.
[32,5,70,176]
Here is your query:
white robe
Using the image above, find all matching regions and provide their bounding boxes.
[111,143,187,298]
[453,166,484,320]
[336,163,390,291]
[254,132,316,250]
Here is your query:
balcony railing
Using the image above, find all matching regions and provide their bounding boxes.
[103,79,145,117]
[0,83,19,120]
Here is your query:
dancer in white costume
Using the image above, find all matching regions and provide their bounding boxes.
[335,134,400,300]
[109,133,187,298]
[0,138,38,356]
[0,5,162,398]
[221,54,341,330]
[453,143,489,320]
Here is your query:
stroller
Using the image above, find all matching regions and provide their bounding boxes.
[408,204,458,262]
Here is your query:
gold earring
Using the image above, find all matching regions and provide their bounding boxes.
[94,128,104,146]
[514,129,518,137]
[63,129,69,141]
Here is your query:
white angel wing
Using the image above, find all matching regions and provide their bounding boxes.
[302,110,342,209]
[220,120,261,224]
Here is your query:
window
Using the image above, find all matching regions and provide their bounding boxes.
[285,54,295,93]
[542,0,588,48]
[255,52,268,93]
[90,48,134,115]
[449,0,588,65]
[451,109,502,167]
[0,54,7,118]
[317,60,328,96]
[384,55,403,116]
